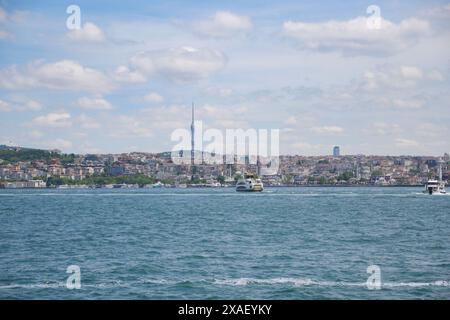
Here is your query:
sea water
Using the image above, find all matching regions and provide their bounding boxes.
[0,187,449,299]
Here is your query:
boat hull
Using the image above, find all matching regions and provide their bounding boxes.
[236,187,263,192]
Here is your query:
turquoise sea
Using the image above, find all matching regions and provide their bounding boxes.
[0,187,449,299]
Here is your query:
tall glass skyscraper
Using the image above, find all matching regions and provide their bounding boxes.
[333,146,340,157]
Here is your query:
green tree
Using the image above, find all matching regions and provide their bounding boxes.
[318,176,327,184]
[338,171,353,181]
[282,174,293,185]
[217,175,225,185]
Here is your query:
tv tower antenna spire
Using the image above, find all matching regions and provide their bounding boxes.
[190,102,195,167]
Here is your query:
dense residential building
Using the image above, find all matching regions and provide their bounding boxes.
[0,145,449,187]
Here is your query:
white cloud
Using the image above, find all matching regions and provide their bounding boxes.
[0,7,6,23]
[310,126,344,134]
[113,65,146,83]
[107,115,153,137]
[32,112,72,128]
[200,103,248,122]
[282,16,430,56]
[129,46,227,82]
[395,138,419,148]
[0,60,114,93]
[421,4,450,20]
[203,86,233,97]
[0,6,29,39]
[391,98,425,109]
[0,6,28,24]
[67,22,105,42]
[400,66,423,80]
[23,100,42,111]
[417,123,449,138]
[0,7,10,39]
[143,92,164,103]
[0,99,11,112]
[284,116,297,125]
[138,103,249,131]
[375,96,427,110]
[361,66,426,90]
[0,29,9,39]
[190,11,252,38]
[77,114,101,129]
[427,70,444,81]
[138,104,190,130]
[77,96,112,110]
[0,98,42,111]
[366,122,402,136]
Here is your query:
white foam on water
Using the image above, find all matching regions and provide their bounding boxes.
[0,282,66,289]
[0,279,448,290]
[414,192,450,197]
[383,281,450,288]
[140,279,177,285]
[213,278,362,287]
[213,278,450,288]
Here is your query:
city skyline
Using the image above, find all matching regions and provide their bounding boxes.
[0,1,449,156]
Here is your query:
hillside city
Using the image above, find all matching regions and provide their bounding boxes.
[0,145,449,188]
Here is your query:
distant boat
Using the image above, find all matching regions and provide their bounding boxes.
[424,159,446,195]
[236,172,263,192]
[424,180,446,195]
[152,181,163,188]
[207,182,221,188]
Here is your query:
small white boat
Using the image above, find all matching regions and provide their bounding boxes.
[424,159,446,195]
[236,173,264,192]
[207,182,221,188]
[424,180,446,195]
[152,181,163,188]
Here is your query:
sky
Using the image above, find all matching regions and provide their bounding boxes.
[0,0,449,156]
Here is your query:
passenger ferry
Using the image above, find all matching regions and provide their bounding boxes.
[424,180,446,195]
[236,173,264,192]
[424,159,446,195]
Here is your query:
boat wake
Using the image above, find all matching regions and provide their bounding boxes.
[1,278,448,290]
[213,277,450,288]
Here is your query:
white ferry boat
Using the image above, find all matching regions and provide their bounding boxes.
[424,180,446,195]
[236,173,264,192]
[424,159,446,195]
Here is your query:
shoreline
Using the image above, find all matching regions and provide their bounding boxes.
[0,184,425,190]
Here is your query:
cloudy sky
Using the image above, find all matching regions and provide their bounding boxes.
[0,0,449,155]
